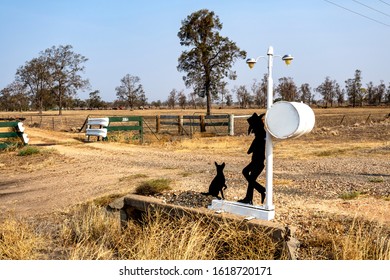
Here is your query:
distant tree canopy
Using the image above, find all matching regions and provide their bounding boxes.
[276,77,298,102]
[345,69,363,107]
[87,90,104,109]
[115,74,146,110]
[299,83,312,104]
[229,69,390,108]
[315,77,339,108]
[15,45,89,115]
[234,85,252,108]
[177,9,246,115]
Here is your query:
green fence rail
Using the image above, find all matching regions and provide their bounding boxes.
[85,116,143,143]
[0,120,29,149]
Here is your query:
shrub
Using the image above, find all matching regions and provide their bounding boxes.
[135,179,172,195]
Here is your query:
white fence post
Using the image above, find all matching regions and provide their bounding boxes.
[228,114,234,136]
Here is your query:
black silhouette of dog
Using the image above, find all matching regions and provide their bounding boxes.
[202,162,227,199]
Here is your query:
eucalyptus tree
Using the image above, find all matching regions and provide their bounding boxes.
[225,93,233,107]
[178,90,187,109]
[234,85,252,108]
[315,77,337,107]
[167,89,178,109]
[115,74,145,110]
[366,82,377,105]
[335,83,344,106]
[345,69,363,107]
[276,77,298,101]
[42,45,90,115]
[87,90,103,109]
[299,83,312,104]
[177,9,246,115]
[376,81,386,105]
[13,45,89,114]
[218,81,228,107]
[16,57,52,113]
[252,75,267,108]
[0,81,29,111]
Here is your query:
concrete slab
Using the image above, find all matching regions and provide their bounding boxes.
[209,199,275,221]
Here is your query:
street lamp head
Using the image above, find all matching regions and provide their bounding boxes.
[282,54,294,65]
[246,58,257,69]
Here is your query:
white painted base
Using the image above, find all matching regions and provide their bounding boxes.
[209,199,275,221]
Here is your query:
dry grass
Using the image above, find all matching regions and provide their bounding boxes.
[1,201,389,260]
[300,215,390,260]
[0,216,45,259]
[59,204,121,260]
[127,210,278,260]
[0,145,63,173]
[274,140,387,159]
[0,203,282,260]
[335,220,390,260]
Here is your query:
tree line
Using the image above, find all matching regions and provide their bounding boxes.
[1,10,389,114]
[234,69,390,109]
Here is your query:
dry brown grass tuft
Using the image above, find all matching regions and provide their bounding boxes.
[52,203,283,260]
[299,215,390,260]
[334,219,390,260]
[117,210,279,260]
[0,216,45,260]
[59,204,121,260]
[120,212,276,260]
[1,203,283,260]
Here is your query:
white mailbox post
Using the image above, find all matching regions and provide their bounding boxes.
[210,46,314,221]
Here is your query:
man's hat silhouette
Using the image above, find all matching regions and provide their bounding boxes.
[247,113,265,135]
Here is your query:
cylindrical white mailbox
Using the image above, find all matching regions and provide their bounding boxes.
[265,101,315,139]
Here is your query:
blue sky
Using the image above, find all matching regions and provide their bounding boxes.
[1,0,389,102]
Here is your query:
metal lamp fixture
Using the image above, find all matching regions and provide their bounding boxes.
[245,46,293,218]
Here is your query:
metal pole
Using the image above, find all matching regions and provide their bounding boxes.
[265,46,274,211]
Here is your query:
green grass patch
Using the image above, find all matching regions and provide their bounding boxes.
[340,191,361,200]
[368,177,384,183]
[92,194,125,207]
[179,171,192,177]
[314,147,361,157]
[17,146,40,156]
[135,179,172,195]
[119,174,148,182]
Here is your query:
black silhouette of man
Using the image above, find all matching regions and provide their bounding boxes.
[238,112,266,205]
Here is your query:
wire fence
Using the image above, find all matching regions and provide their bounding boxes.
[0,110,389,138]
